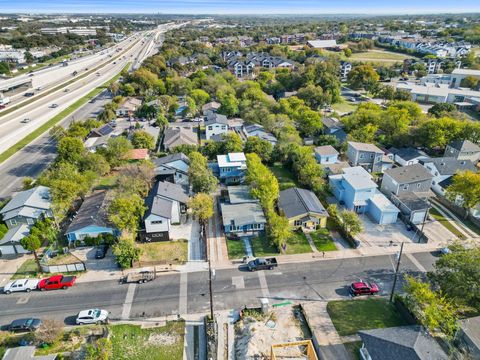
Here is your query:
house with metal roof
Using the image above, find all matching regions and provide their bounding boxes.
[65,191,118,242]
[278,187,328,230]
[217,152,247,185]
[241,124,278,146]
[152,153,190,186]
[205,112,229,140]
[358,325,447,360]
[444,139,480,163]
[330,167,399,224]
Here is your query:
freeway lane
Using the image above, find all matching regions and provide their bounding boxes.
[0,252,437,326]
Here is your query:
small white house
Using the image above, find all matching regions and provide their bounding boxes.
[314,145,339,165]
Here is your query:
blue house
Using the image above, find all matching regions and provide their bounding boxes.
[217,152,247,185]
[65,191,119,242]
[329,166,399,225]
[314,145,339,165]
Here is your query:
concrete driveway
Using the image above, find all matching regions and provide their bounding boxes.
[170,217,203,261]
[356,213,416,247]
[71,246,118,271]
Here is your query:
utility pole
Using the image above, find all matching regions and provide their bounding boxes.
[390,242,404,303]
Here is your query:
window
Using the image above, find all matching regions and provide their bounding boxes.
[151,220,163,225]
[370,154,374,159]
[325,157,329,162]
[359,154,364,159]
[403,185,409,190]
[294,220,302,226]
[26,218,34,225]
[10,219,17,226]
[208,126,212,130]
[178,174,182,178]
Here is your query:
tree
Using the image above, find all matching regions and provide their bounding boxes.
[57,137,84,164]
[268,212,291,253]
[244,137,273,163]
[428,103,457,118]
[35,319,63,345]
[20,233,42,271]
[218,93,239,117]
[80,153,110,176]
[189,193,214,225]
[108,193,145,233]
[246,153,279,213]
[460,75,479,90]
[116,163,154,197]
[446,171,480,218]
[347,64,380,91]
[189,89,210,107]
[131,130,155,150]
[113,238,141,269]
[189,151,218,194]
[297,84,328,110]
[338,210,363,237]
[403,276,459,338]
[101,136,133,167]
[221,132,243,153]
[85,338,113,360]
[429,246,480,312]
[349,123,378,143]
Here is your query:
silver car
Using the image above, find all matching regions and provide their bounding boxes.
[76,309,109,325]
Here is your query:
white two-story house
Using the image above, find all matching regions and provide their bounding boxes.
[205,113,229,140]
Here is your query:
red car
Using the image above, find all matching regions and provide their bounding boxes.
[38,275,76,291]
[349,281,379,296]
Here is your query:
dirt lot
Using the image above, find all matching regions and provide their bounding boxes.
[235,305,311,359]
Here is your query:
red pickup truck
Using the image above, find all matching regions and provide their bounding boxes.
[38,275,76,291]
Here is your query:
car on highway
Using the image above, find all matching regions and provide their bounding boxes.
[95,245,108,259]
[3,279,40,294]
[76,309,109,325]
[0,104,5,109]
[28,73,34,77]
[36,87,42,91]
[349,281,379,296]
[64,88,70,92]
[21,118,31,123]
[8,318,42,332]
[50,103,59,108]
[24,92,35,97]
[38,274,76,291]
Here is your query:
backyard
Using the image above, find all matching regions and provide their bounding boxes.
[110,322,185,360]
[309,228,337,251]
[331,100,358,114]
[269,163,299,190]
[138,240,188,264]
[327,298,409,336]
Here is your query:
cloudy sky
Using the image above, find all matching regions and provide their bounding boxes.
[1,0,479,14]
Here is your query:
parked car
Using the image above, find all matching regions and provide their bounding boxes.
[50,103,59,108]
[3,279,40,294]
[95,245,108,259]
[349,281,379,296]
[76,309,109,325]
[8,318,42,332]
[247,257,278,271]
[21,118,31,123]
[38,275,76,291]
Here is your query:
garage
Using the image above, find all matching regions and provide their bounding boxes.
[411,210,427,225]
[0,224,31,257]
[0,245,16,256]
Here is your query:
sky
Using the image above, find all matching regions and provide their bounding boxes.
[0,0,479,14]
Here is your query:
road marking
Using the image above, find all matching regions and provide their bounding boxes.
[179,272,188,315]
[232,276,245,289]
[16,296,29,305]
[121,283,136,320]
[257,271,270,298]
[405,253,427,273]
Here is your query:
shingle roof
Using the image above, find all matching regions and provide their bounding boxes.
[0,186,51,217]
[148,196,173,219]
[278,187,328,219]
[359,325,448,360]
[205,112,228,126]
[220,202,266,227]
[421,157,477,176]
[348,141,384,153]
[154,181,189,204]
[127,149,149,160]
[315,145,339,156]
[322,117,344,130]
[0,224,30,245]
[65,191,113,234]
[448,139,480,153]
[163,127,197,149]
[389,147,428,161]
[152,152,190,166]
[384,164,433,184]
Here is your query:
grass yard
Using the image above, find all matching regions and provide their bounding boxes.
[309,228,337,251]
[139,240,188,264]
[46,252,81,265]
[11,258,39,280]
[269,162,298,190]
[344,341,362,360]
[429,208,466,239]
[94,174,119,190]
[331,100,358,114]
[327,298,409,336]
[285,231,312,255]
[251,234,279,257]
[350,50,412,61]
[226,239,246,259]
[109,322,185,360]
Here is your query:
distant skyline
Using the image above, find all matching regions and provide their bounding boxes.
[1,0,480,15]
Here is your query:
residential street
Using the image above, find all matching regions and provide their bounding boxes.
[0,251,438,327]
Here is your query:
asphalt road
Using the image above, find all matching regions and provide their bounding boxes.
[0,251,439,326]
[0,90,112,199]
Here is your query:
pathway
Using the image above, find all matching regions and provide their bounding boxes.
[430,198,478,238]
[304,232,319,253]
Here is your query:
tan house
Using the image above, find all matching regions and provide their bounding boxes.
[116,97,142,118]
[278,187,328,230]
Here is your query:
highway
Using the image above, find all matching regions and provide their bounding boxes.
[0,251,438,326]
[0,26,169,155]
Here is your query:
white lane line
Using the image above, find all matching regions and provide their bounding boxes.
[405,253,427,273]
[16,296,29,305]
[232,276,245,289]
[179,272,188,315]
[121,283,137,320]
[257,271,270,298]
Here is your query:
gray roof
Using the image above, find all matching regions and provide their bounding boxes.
[65,191,113,234]
[227,185,257,204]
[459,316,480,349]
[205,112,228,126]
[394,192,430,212]
[2,346,57,360]
[359,325,448,360]
[421,157,477,176]
[148,196,173,219]
[448,139,480,153]
[321,117,344,130]
[0,225,30,245]
[163,127,197,150]
[389,147,428,161]
[152,153,190,166]
[278,187,328,219]
[384,164,433,184]
[348,141,384,154]
[220,202,266,227]
[315,145,339,156]
[0,186,51,216]
[154,181,189,204]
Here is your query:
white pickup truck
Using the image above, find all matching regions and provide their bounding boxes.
[3,279,39,294]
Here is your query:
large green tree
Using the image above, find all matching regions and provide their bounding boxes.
[108,193,146,233]
[446,171,480,217]
[131,130,155,150]
[347,64,380,91]
[189,193,214,225]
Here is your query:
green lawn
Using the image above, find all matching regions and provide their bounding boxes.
[285,231,312,255]
[327,298,409,336]
[331,100,358,114]
[11,258,39,280]
[94,174,119,190]
[226,238,246,259]
[429,208,466,239]
[309,228,337,251]
[350,50,412,61]
[251,234,279,257]
[138,240,188,264]
[269,162,298,190]
[109,322,185,360]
